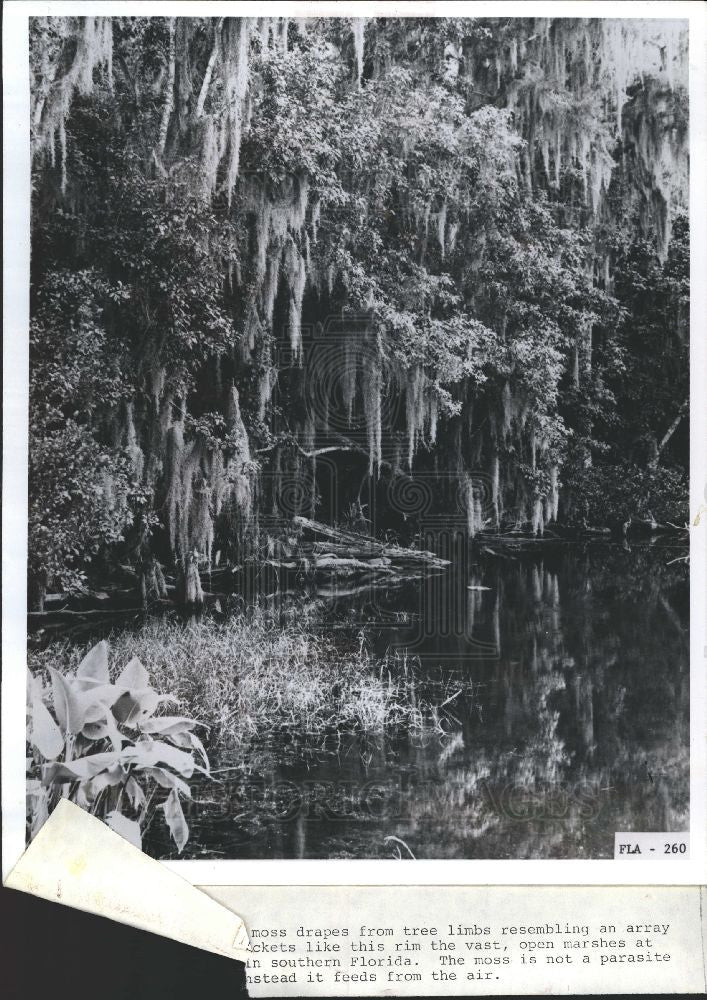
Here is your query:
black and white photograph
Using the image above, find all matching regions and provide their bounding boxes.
[16,10,694,867]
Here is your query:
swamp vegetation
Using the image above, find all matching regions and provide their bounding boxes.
[29,16,688,609]
[29,540,689,858]
[27,17,690,857]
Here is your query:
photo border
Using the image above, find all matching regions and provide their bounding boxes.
[3,0,705,888]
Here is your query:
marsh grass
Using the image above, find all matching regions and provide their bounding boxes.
[29,610,441,751]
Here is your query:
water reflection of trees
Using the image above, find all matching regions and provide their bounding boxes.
[152,543,689,859]
[380,543,689,859]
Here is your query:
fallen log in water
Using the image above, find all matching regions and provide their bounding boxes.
[247,515,454,581]
[310,540,384,558]
[292,516,451,570]
[626,515,686,535]
[31,518,452,625]
[260,550,433,580]
[314,554,394,575]
[292,516,368,545]
[260,555,394,578]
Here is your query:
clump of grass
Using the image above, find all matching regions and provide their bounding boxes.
[29,610,437,750]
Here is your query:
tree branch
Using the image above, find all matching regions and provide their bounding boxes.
[195,18,223,119]
[650,398,689,467]
[156,18,176,157]
[255,433,394,470]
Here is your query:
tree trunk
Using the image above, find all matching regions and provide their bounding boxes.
[29,570,48,613]
[139,555,168,607]
[649,400,688,468]
[180,552,204,609]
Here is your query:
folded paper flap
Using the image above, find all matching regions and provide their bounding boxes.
[5,800,250,963]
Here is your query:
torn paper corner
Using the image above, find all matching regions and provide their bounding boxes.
[4,799,251,963]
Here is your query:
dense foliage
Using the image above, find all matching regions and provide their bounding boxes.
[28,16,689,605]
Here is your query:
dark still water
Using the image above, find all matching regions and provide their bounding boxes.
[149,540,690,861]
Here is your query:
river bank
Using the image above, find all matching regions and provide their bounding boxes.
[28,607,458,749]
[27,539,689,860]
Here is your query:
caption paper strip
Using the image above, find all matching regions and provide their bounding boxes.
[205,884,707,996]
[4,799,250,962]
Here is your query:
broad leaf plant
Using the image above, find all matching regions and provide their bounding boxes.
[26,640,209,853]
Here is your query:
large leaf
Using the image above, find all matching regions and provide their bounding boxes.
[82,684,123,721]
[27,780,49,840]
[116,657,149,690]
[48,669,120,735]
[42,751,122,785]
[124,776,146,811]
[122,740,196,778]
[105,810,142,849]
[153,728,210,774]
[112,688,160,726]
[28,691,63,760]
[186,731,210,773]
[162,789,189,853]
[164,731,191,749]
[74,784,90,809]
[27,668,46,701]
[48,667,85,734]
[44,740,197,785]
[76,640,110,684]
[162,730,209,773]
[137,765,191,799]
[139,716,198,736]
[84,764,126,802]
[82,710,123,751]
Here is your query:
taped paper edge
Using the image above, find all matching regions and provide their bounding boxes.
[4,799,251,961]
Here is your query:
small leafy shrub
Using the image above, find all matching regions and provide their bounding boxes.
[26,640,209,853]
[28,420,135,605]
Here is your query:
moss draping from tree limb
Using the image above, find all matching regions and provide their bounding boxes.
[28,16,689,605]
